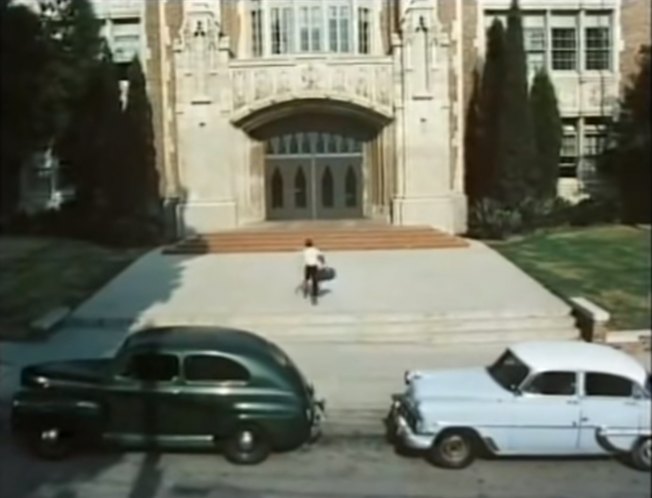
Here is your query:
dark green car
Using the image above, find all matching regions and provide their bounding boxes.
[11,326,324,464]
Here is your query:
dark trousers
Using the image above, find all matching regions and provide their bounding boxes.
[304,265,319,298]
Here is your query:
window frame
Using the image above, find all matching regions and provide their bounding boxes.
[582,371,636,398]
[117,351,181,383]
[182,353,251,385]
[521,371,579,397]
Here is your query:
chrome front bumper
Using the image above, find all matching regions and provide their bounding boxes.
[389,399,434,451]
[309,398,326,443]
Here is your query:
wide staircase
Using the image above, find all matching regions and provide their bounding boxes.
[164,222,468,254]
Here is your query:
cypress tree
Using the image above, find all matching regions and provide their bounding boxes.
[493,0,536,207]
[600,46,651,222]
[121,56,159,218]
[529,69,562,200]
[465,19,506,202]
[0,1,50,221]
[57,42,123,211]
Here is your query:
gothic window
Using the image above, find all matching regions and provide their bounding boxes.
[345,166,357,207]
[322,167,334,207]
[329,5,351,53]
[251,3,263,57]
[294,168,307,208]
[300,132,311,154]
[358,7,370,54]
[328,134,338,153]
[289,133,299,154]
[271,168,284,208]
[270,6,293,54]
[315,133,326,154]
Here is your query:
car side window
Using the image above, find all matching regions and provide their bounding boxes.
[523,371,577,396]
[585,372,633,397]
[122,353,179,382]
[184,355,250,383]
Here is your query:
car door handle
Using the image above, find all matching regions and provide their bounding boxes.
[566,399,579,405]
[580,416,589,422]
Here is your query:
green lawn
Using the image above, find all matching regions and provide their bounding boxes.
[489,225,651,331]
[0,237,146,340]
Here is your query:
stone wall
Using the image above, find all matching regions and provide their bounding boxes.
[620,0,651,90]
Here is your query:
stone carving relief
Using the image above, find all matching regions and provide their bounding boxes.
[254,70,271,100]
[300,63,319,90]
[230,61,393,113]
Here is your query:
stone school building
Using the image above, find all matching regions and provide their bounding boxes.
[22,0,652,235]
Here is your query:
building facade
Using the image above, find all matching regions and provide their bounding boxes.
[21,0,652,234]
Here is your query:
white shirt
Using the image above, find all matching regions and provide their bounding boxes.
[302,247,322,266]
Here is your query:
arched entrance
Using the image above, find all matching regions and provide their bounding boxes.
[265,129,364,220]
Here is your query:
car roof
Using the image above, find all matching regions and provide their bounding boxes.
[509,341,648,386]
[125,326,276,359]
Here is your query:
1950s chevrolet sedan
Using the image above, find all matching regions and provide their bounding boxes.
[11,326,324,464]
[387,341,651,470]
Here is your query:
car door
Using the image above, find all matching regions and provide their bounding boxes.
[103,350,185,446]
[507,371,581,455]
[179,354,252,438]
[578,372,644,454]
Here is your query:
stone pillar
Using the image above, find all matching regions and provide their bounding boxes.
[391,0,466,234]
[174,0,238,234]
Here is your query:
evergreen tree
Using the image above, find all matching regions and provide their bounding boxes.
[529,69,562,200]
[37,0,103,148]
[56,43,124,211]
[600,45,651,222]
[493,0,537,207]
[121,56,160,217]
[465,19,506,202]
[0,0,50,222]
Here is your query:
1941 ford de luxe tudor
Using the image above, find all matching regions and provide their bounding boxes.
[387,341,651,470]
[11,326,324,464]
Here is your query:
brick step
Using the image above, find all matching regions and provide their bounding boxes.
[165,227,468,254]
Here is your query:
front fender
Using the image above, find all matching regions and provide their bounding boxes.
[11,391,104,436]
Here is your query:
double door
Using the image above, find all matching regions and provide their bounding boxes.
[267,157,362,220]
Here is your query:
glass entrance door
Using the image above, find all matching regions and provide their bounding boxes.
[265,131,363,220]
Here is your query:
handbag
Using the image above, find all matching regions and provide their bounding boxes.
[317,266,336,282]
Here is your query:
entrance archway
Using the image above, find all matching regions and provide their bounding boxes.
[265,129,364,220]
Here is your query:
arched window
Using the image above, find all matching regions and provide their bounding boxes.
[301,132,311,154]
[322,166,334,208]
[271,168,283,208]
[289,133,299,154]
[345,165,357,207]
[294,167,307,208]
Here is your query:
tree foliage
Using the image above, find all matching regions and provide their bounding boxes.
[56,42,124,210]
[600,45,651,223]
[493,0,537,207]
[119,57,160,217]
[465,19,506,202]
[0,1,50,219]
[529,69,563,200]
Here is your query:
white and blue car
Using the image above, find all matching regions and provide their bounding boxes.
[387,341,651,470]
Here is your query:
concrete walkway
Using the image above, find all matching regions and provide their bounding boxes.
[68,240,570,327]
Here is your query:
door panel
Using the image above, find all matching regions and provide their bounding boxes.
[507,396,581,454]
[265,131,363,220]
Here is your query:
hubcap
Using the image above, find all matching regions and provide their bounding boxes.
[441,435,469,464]
[41,429,60,443]
[238,430,255,452]
[641,439,652,467]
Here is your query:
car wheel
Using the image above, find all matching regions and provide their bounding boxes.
[223,425,271,465]
[631,437,651,471]
[29,427,75,460]
[428,430,476,469]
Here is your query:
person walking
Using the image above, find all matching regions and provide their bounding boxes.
[302,238,323,305]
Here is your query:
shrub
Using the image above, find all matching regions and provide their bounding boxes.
[517,197,572,229]
[467,198,524,240]
[567,197,621,227]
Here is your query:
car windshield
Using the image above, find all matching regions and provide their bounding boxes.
[487,349,530,393]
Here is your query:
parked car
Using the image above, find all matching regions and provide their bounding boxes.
[386,341,651,470]
[11,326,324,464]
